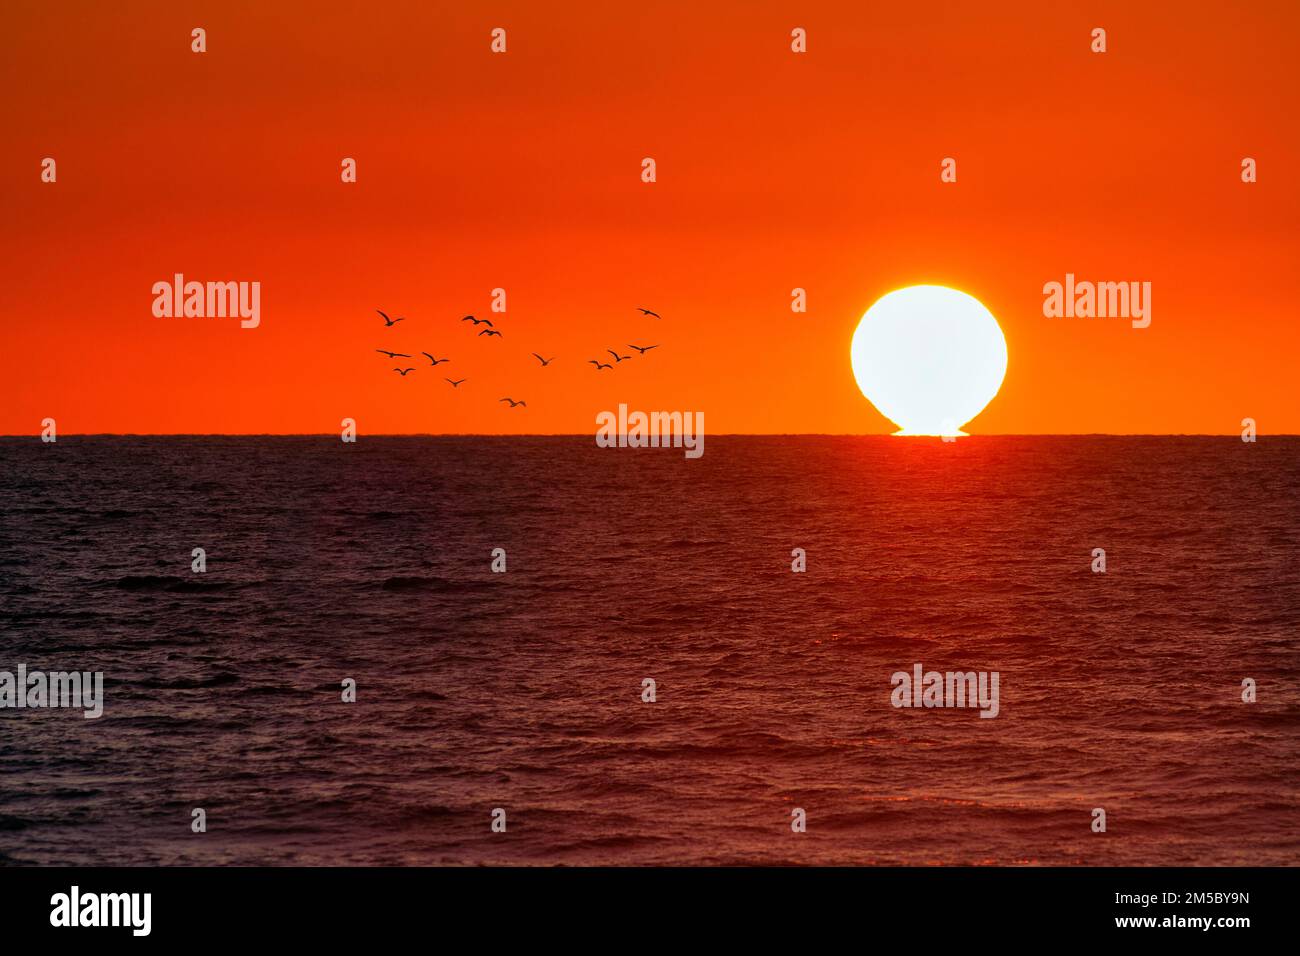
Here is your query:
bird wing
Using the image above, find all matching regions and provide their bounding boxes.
[377,310,390,322]
[422,352,434,362]
[532,353,544,362]
[607,349,619,359]
[482,318,494,327]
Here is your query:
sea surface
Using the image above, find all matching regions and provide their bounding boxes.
[0,436,1296,866]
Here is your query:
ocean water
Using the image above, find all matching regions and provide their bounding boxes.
[0,435,1296,866]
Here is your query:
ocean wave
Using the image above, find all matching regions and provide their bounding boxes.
[380,575,455,592]
[112,575,235,593]
[134,672,240,690]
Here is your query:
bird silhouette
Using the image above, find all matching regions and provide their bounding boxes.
[461,315,494,326]
[445,378,467,387]
[589,360,612,370]
[377,310,406,326]
[421,352,450,366]
[607,349,631,363]
[637,308,661,319]
[393,367,415,376]
[531,353,555,367]
[628,344,659,355]
[479,328,503,338]
[498,398,527,408]
[376,349,412,358]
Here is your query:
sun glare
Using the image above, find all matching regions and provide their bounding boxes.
[850,285,1008,436]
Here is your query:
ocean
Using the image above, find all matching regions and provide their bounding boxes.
[1,436,1296,865]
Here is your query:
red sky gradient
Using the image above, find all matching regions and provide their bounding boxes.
[2,1,1297,435]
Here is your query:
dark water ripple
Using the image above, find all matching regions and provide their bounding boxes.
[0,436,1297,865]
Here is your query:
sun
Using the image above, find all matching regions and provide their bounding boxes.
[850,285,1008,436]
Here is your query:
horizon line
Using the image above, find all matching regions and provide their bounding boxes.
[4,432,1294,439]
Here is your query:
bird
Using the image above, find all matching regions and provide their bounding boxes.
[479,328,502,338]
[637,308,661,319]
[376,349,412,359]
[498,398,527,408]
[607,349,631,363]
[393,367,415,376]
[531,353,555,367]
[628,344,659,355]
[377,310,406,326]
[461,315,493,326]
[445,378,467,387]
[421,352,450,366]
[588,360,612,370]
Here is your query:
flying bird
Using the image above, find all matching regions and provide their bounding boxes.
[393,367,415,376]
[498,398,527,408]
[636,308,661,319]
[607,349,631,363]
[589,360,612,370]
[377,310,406,327]
[461,315,494,326]
[628,344,659,355]
[445,378,467,387]
[531,353,555,367]
[421,352,450,366]
[479,328,502,338]
[376,349,411,359]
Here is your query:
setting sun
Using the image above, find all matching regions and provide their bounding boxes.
[850,285,1008,436]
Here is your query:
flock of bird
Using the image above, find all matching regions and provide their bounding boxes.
[371,307,662,409]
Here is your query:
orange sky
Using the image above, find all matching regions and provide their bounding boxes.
[3,0,1297,435]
